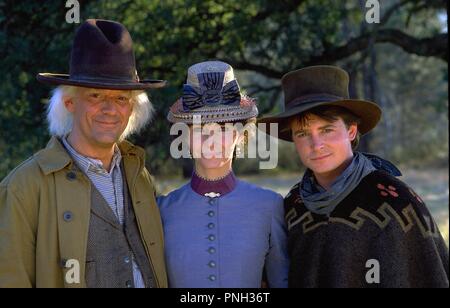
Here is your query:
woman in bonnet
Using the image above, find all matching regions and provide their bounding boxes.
[157,61,289,288]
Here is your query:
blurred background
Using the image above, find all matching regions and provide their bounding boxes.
[0,0,448,243]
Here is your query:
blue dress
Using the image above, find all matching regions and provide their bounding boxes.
[157,174,289,288]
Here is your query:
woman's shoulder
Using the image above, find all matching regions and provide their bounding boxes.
[236,179,283,200]
[156,183,193,208]
[234,180,285,221]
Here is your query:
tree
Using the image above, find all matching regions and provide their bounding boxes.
[0,0,447,178]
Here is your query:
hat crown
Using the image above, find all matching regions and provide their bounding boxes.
[167,61,258,124]
[37,19,166,89]
[186,61,235,88]
[182,61,242,111]
[282,66,350,106]
[258,65,382,141]
[69,19,138,82]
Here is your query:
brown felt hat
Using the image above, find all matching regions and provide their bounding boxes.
[258,65,381,141]
[37,19,166,90]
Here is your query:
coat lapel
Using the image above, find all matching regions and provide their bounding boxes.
[121,146,164,287]
[90,185,122,230]
[35,137,90,288]
[54,167,91,288]
[36,137,166,288]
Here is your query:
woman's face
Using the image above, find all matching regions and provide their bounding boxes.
[189,123,242,170]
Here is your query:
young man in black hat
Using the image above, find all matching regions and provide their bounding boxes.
[0,19,167,288]
[259,65,448,288]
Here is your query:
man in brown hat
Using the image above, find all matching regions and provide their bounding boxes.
[0,19,167,288]
[259,65,448,287]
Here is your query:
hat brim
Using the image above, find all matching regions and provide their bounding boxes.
[258,99,381,142]
[37,73,167,90]
[167,97,259,124]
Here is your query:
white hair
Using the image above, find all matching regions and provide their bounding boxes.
[47,85,154,141]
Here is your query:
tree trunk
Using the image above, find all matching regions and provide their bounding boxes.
[358,0,380,154]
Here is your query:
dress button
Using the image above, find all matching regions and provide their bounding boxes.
[209,275,216,281]
[208,247,216,254]
[66,172,76,181]
[208,198,217,205]
[208,211,215,217]
[208,234,216,241]
[208,261,216,268]
[63,211,73,222]
[208,223,215,229]
[125,280,133,288]
[124,256,130,264]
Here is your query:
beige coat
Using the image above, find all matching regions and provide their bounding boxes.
[0,137,167,288]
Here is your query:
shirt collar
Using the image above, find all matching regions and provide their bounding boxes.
[190,170,237,198]
[61,137,122,174]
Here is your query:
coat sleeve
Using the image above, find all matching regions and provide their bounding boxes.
[265,193,290,288]
[0,182,37,287]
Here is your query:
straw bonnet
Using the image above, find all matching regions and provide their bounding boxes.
[167,61,258,124]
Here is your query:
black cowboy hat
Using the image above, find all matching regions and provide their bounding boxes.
[258,65,381,141]
[37,19,166,90]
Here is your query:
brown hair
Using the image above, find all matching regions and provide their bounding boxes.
[288,105,362,150]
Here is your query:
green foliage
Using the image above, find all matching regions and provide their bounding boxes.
[0,0,447,179]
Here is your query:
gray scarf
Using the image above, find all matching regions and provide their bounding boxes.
[299,152,401,216]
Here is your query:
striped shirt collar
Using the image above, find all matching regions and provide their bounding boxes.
[61,137,122,174]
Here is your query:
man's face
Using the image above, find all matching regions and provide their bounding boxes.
[64,88,133,148]
[291,114,357,178]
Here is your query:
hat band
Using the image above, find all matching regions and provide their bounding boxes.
[182,79,241,111]
[287,93,344,108]
[69,74,139,84]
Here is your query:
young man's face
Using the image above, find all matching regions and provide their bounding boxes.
[64,88,134,148]
[291,113,357,179]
